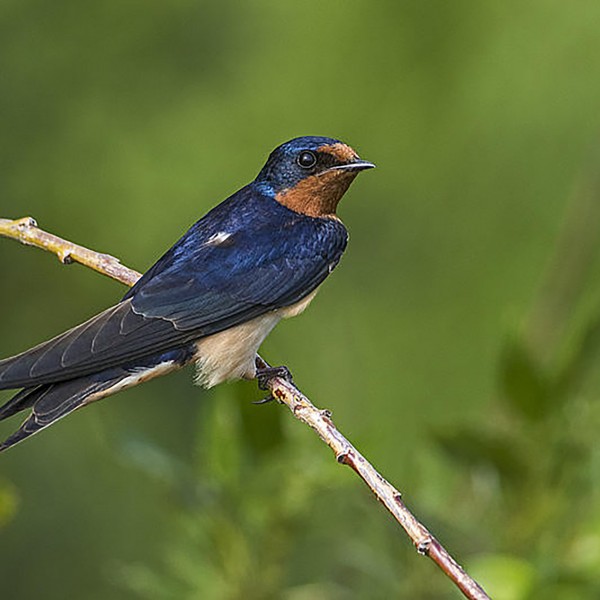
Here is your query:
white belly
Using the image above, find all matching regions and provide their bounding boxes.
[193,288,319,388]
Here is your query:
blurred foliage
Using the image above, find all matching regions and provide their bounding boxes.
[2,1,600,599]
[0,478,18,528]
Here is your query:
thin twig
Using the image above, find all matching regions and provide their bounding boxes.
[255,356,490,600]
[0,217,140,286]
[0,216,491,600]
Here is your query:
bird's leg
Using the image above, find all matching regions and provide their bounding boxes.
[253,359,294,404]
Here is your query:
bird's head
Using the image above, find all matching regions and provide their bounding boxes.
[255,136,374,218]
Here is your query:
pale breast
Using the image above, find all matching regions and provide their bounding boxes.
[277,288,319,319]
[193,287,320,388]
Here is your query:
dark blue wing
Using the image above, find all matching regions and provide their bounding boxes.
[128,212,347,331]
[0,189,347,389]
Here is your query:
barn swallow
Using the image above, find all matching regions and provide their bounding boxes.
[0,136,374,452]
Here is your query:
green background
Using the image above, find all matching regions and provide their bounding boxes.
[2,1,600,598]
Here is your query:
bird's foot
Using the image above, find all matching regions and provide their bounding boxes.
[256,364,293,390]
[253,364,293,404]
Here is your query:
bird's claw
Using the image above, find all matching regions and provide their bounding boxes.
[253,365,293,405]
[255,364,293,391]
[252,395,276,405]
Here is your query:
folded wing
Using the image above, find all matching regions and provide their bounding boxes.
[0,209,347,390]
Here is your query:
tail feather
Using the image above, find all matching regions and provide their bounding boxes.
[0,386,46,421]
[0,413,48,452]
[0,375,125,453]
[0,345,194,452]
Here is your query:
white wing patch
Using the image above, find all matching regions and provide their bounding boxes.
[205,231,233,247]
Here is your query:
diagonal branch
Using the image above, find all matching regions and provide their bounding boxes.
[0,217,140,286]
[0,216,491,600]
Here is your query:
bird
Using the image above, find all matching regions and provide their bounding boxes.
[0,136,374,452]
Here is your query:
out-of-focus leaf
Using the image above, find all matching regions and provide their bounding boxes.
[202,389,244,485]
[0,480,18,528]
[236,383,285,459]
[118,435,187,485]
[434,427,527,483]
[116,563,182,600]
[499,336,550,420]
[467,554,537,600]
[284,582,345,600]
[566,530,600,576]
[531,580,599,600]
[557,315,600,400]
[116,434,214,509]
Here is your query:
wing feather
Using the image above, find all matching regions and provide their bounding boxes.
[0,192,347,390]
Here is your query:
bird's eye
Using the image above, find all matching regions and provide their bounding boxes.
[297,150,318,169]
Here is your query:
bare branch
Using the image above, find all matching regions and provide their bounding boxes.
[0,217,140,286]
[0,216,491,600]
[255,356,491,600]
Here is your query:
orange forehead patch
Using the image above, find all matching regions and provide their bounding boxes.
[317,143,359,163]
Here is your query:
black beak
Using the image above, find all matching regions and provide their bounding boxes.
[327,160,376,173]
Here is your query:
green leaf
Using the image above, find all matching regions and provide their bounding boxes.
[557,314,600,399]
[434,427,527,483]
[499,336,549,420]
[236,383,285,459]
[0,479,18,528]
[467,553,537,600]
